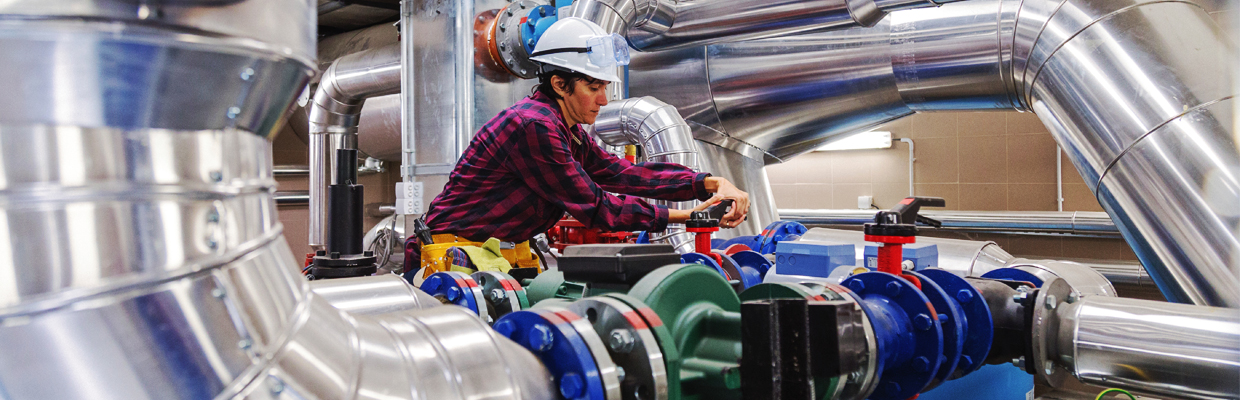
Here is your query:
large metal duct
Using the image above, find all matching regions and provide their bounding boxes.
[568,0,964,51]
[308,44,401,250]
[629,0,1240,307]
[0,2,555,398]
[592,96,704,252]
[1048,289,1240,399]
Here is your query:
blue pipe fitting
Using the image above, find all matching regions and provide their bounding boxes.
[519,5,557,53]
[980,268,1043,287]
[842,272,944,400]
[905,270,966,388]
[730,249,772,283]
[681,252,731,281]
[714,220,807,254]
[919,269,994,379]
[494,309,608,400]
[420,271,482,315]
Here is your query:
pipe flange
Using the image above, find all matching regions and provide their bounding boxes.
[1031,277,1073,388]
[980,267,1044,287]
[491,0,543,79]
[822,283,881,400]
[494,307,622,400]
[471,270,530,319]
[842,272,943,400]
[602,293,684,400]
[567,297,669,400]
[420,271,492,321]
[919,269,994,380]
[904,270,966,390]
[729,249,772,282]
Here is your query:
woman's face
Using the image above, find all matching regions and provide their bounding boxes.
[554,76,610,126]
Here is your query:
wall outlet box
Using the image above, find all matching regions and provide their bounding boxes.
[395,182,424,215]
[857,195,873,209]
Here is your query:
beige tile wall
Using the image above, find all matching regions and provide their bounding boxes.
[766,111,1104,213]
[767,111,1143,260]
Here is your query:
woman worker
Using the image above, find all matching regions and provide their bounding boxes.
[409,17,750,278]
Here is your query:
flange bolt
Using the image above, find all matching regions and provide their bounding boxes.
[913,313,933,331]
[529,324,554,352]
[560,373,584,398]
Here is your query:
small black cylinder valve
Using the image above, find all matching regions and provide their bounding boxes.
[310,148,377,279]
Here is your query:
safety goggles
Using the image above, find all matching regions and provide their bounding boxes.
[530,33,630,67]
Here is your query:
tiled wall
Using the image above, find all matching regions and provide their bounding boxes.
[766,111,1104,212]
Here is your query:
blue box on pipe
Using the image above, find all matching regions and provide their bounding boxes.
[863,243,938,271]
[773,240,855,278]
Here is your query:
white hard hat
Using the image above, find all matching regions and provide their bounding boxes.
[529,17,628,82]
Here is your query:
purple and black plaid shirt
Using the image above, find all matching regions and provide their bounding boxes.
[423,91,711,242]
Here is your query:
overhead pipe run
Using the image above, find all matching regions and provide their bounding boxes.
[569,0,963,52]
[629,0,1239,307]
[308,43,402,251]
[781,209,1121,237]
[591,96,704,252]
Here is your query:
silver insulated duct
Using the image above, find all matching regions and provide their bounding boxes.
[629,0,1240,307]
[0,1,554,399]
[592,96,703,252]
[308,44,401,250]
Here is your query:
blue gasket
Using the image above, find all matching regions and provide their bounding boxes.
[729,250,772,280]
[918,269,994,379]
[842,272,943,400]
[980,268,1043,287]
[493,309,607,400]
[681,252,731,281]
[905,270,965,387]
[420,271,481,315]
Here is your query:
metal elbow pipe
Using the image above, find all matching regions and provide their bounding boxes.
[592,96,702,252]
[308,44,402,250]
[570,0,963,52]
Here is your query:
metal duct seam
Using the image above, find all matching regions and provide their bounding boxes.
[308,44,402,250]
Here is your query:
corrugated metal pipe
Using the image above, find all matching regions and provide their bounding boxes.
[569,0,965,51]
[591,96,702,252]
[0,5,555,398]
[308,43,402,251]
[592,96,704,252]
[780,209,1120,237]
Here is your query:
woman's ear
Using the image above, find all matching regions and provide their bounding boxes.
[551,75,569,97]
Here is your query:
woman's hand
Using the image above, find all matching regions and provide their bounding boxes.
[704,177,750,228]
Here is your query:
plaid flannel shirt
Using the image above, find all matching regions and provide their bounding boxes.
[423,91,711,242]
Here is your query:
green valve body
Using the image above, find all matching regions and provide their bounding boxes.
[628,264,743,400]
